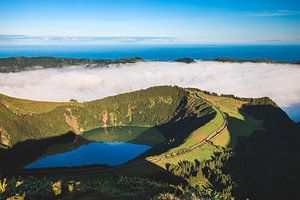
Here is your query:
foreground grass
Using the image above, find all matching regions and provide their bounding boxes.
[0,175,176,200]
[0,175,228,200]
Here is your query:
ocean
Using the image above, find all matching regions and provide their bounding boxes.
[0,44,299,61]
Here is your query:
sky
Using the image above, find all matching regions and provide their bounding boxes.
[0,0,300,44]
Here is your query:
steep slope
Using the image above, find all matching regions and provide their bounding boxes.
[161,91,300,199]
[0,86,215,147]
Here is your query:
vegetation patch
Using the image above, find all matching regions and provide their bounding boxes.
[0,86,187,147]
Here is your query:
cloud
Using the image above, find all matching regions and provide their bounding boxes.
[246,9,300,17]
[0,61,300,117]
[0,35,177,45]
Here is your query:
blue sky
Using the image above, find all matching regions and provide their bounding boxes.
[0,0,300,44]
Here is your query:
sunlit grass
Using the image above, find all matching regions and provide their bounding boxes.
[196,91,263,147]
[156,142,221,168]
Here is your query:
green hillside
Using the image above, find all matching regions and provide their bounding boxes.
[0,86,299,200]
[0,86,194,147]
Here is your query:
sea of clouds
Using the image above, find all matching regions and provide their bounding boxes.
[1,61,300,120]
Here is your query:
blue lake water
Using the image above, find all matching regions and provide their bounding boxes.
[25,142,151,169]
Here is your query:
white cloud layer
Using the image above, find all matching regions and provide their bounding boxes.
[0,61,300,113]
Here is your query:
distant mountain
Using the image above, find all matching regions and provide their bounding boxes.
[0,56,144,72]
[174,58,196,63]
[1,56,299,73]
[213,57,300,64]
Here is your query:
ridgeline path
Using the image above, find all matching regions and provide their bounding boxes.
[146,93,227,163]
[82,93,227,174]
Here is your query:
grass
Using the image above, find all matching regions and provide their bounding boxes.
[154,142,221,168]
[151,108,223,175]
[0,175,181,200]
[0,93,77,114]
[148,89,263,178]
[195,107,224,137]
[211,128,231,147]
[162,105,223,156]
[160,90,227,154]
[195,91,263,147]
[0,86,187,146]
[149,95,224,169]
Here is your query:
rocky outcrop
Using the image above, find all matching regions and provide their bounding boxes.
[0,127,10,147]
[102,111,108,128]
[63,109,82,134]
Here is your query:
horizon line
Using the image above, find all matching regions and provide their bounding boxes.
[0,34,299,45]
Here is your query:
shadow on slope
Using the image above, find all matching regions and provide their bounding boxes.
[0,124,166,171]
[83,126,165,146]
[163,101,300,199]
[226,112,263,147]
[0,133,188,191]
[141,111,216,157]
[0,132,90,170]
[224,101,300,199]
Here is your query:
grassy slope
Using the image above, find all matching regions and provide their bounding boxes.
[0,86,264,171]
[0,87,281,199]
[0,86,187,146]
[146,88,263,187]
[196,90,263,147]
[147,92,222,170]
